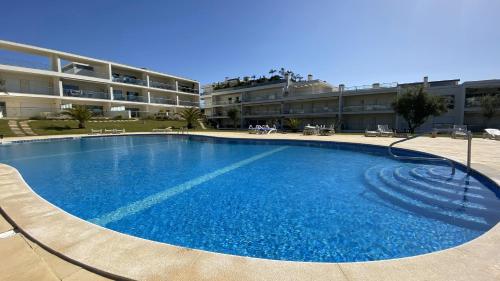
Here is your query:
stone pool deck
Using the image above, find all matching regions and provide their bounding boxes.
[0,132,499,280]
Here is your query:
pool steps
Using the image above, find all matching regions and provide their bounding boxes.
[364,165,500,231]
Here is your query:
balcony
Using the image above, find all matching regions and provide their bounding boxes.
[4,85,57,96]
[150,96,177,105]
[343,83,398,93]
[178,85,199,94]
[284,107,338,115]
[242,93,283,103]
[244,110,281,116]
[63,67,109,79]
[112,76,147,86]
[150,80,176,91]
[178,100,199,107]
[206,100,241,107]
[343,104,392,112]
[0,56,51,71]
[63,89,110,100]
[113,95,148,103]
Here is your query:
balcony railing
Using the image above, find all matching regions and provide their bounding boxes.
[178,100,198,107]
[206,100,241,107]
[343,104,392,112]
[284,107,338,115]
[63,89,110,100]
[344,82,398,92]
[150,80,176,91]
[178,85,199,94]
[113,95,148,103]
[0,56,51,71]
[244,110,281,116]
[150,96,177,105]
[63,68,109,79]
[4,86,57,96]
[112,76,147,86]
[242,93,283,102]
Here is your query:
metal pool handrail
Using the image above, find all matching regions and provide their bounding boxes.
[387,131,474,175]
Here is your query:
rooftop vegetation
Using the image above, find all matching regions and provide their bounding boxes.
[211,68,305,91]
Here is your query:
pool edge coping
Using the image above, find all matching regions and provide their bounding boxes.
[0,133,499,280]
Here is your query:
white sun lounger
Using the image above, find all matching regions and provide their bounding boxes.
[103,129,114,134]
[484,128,500,140]
[248,125,258,134]
[451,125,468,139]
[303,125,317,135]
[259,125,277,135]
[364,129,379,137]
[114,128,126,134]
[153,127,172,133]
[377,125,394,137]
[90,129,102,135]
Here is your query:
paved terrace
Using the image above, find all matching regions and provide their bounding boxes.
[0,132,499,280]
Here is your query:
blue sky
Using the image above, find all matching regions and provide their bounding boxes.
[0,0,499,86]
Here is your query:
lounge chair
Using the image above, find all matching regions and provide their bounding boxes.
[377,125,394,137]
[90,129,102,135]
[248,125,258,134]
[104,129,114,134]
[451,125,468,139]
[153,127,172,133]
[114,128,126,134]
[365,128,379,137]
[319,125,335,136]
[260,125,277,135]
[266,125,277,134]
[483,128,500,140]
[303,125,317,135]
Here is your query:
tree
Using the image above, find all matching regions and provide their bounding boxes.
[480,95,500,125]
[269,69,276,76]
[179,107,202,129]
[227,108,239,128]
[391,87,447,133]
[286,118,301,132]
[279,67,286,78]
[62,105,93,129]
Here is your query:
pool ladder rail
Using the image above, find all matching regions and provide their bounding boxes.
[388,131,473,175]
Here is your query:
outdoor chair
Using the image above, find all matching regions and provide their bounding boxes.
[364,128,379,137]
[451,125,468,139]
[483,128,500,140]
[377,125,394,137]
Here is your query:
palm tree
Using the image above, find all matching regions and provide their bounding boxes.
[287,118,301,132]
[62,105,93,129]
[269,69,277,77]
[179,107,202,129]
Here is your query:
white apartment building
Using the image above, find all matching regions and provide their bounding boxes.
[202,75,500,132]
[0,40,200,119]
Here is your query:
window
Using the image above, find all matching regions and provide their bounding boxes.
[75,64,94,71]
[113,90,123,99]
[19,79,30,92]
[442,95,455,109]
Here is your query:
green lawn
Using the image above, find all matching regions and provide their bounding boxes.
[29,119,198,135]
[0,120,15,137]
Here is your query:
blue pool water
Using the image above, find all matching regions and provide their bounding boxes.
[1,135,499,262]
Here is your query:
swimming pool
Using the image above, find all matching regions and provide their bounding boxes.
[0,135,498,262]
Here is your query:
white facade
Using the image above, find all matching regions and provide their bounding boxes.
[203,76,500,132]
[0,40,200,119]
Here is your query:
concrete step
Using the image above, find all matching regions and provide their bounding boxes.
[7,120,26,136]
[18,121,37,136]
